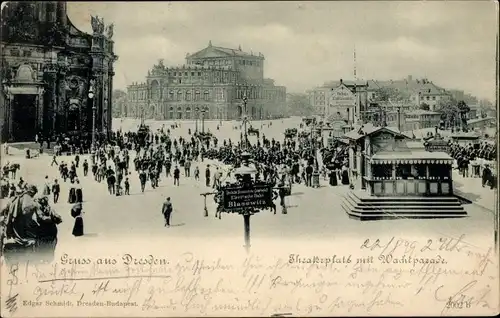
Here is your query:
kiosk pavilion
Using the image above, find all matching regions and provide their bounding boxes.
[341,124,466,220]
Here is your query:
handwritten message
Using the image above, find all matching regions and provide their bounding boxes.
[1,235,498,317]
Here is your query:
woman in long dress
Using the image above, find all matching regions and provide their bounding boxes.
[71,203,84,237]
[68,183,76,204]
[329,169,338,186]
[42,176,51,196]
[75,179,83,203]
[341,165,350,185]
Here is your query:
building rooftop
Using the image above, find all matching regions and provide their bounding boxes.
[322,80,368,88]
[368,78,448,96]
[343,123,410,140]
[188,42,263,59]
[371,151,453,164]
[211,46,258,57]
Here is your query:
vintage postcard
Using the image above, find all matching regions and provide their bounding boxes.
[0,1,499,317]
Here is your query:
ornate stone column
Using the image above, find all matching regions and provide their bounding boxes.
[46,68,58,133]
[5,91,13,141]
[37,87,45,132]
[57,63,68,132]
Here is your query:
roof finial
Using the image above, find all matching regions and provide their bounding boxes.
[208,40,212,47]
[238,44,242,51]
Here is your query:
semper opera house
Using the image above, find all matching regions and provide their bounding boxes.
[0,2,117,143]
[126,41,287,121]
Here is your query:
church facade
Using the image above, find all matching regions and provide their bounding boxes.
[0,2,118,142]
[126,42,287,121]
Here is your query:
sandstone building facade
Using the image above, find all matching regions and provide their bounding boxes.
[1,1,117,142]
[126,42,286,121]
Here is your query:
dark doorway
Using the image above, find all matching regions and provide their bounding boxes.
[12,94,37,142]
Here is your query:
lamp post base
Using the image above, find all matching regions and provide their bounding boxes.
[243,213,251,253]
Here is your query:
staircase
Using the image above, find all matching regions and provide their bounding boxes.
[7,142,54,156]
[341,191,467,220]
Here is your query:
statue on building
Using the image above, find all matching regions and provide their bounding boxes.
[91,15,105,35]
[99,17,105,34]
[91,15,99,33]
[106,23,114,39]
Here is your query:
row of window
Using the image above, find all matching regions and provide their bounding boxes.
[166,107,211,120]
[172,71,203,77]
[235,89,286,100]
[130,88,285,101]
[406,114,440,119]
[187,59,261,67]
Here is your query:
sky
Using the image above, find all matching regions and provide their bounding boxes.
[68,1,498,101]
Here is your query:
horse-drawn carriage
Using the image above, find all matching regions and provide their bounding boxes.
[298,131,310,139]
[137,124,150,146]
[2,163,20,179]
[197,131,213,142]
[284,128,297,139]
[248,127,260,138]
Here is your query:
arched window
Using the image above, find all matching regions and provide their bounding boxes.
[169,91,174,100]
[186,107,191,119]
[195,91,201,101]
[177,90,182,101]
[169,107,174,119]
[177,107,183,119]
[204,91,210,101]
[186,91,192,101]
[150,80,159,100]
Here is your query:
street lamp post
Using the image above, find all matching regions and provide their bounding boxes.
[201,107,206,133]
[88,82,95,153]
[195,107,199,133]
[242,94,248,149]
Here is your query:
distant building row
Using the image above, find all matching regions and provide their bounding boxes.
[308,75,480,132]
[125,41,286,121]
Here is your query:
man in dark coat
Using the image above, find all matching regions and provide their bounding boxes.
[83,159,89,176]
[482,164,492,188]
[205,165,211,187]
[52,179,60,203]
[162,197,173,227]
[173,166,180,186]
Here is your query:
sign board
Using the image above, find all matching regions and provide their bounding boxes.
[222,185,273,210]
[329,84,356,107]
[425,142,450,153]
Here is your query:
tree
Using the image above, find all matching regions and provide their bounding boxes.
[435,98,459,130]
[419,103,430,111]
[286,93,314,116]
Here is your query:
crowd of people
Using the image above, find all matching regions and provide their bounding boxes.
[449,140,497,188]
[1,118,350,262]
[1,117,496,264]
